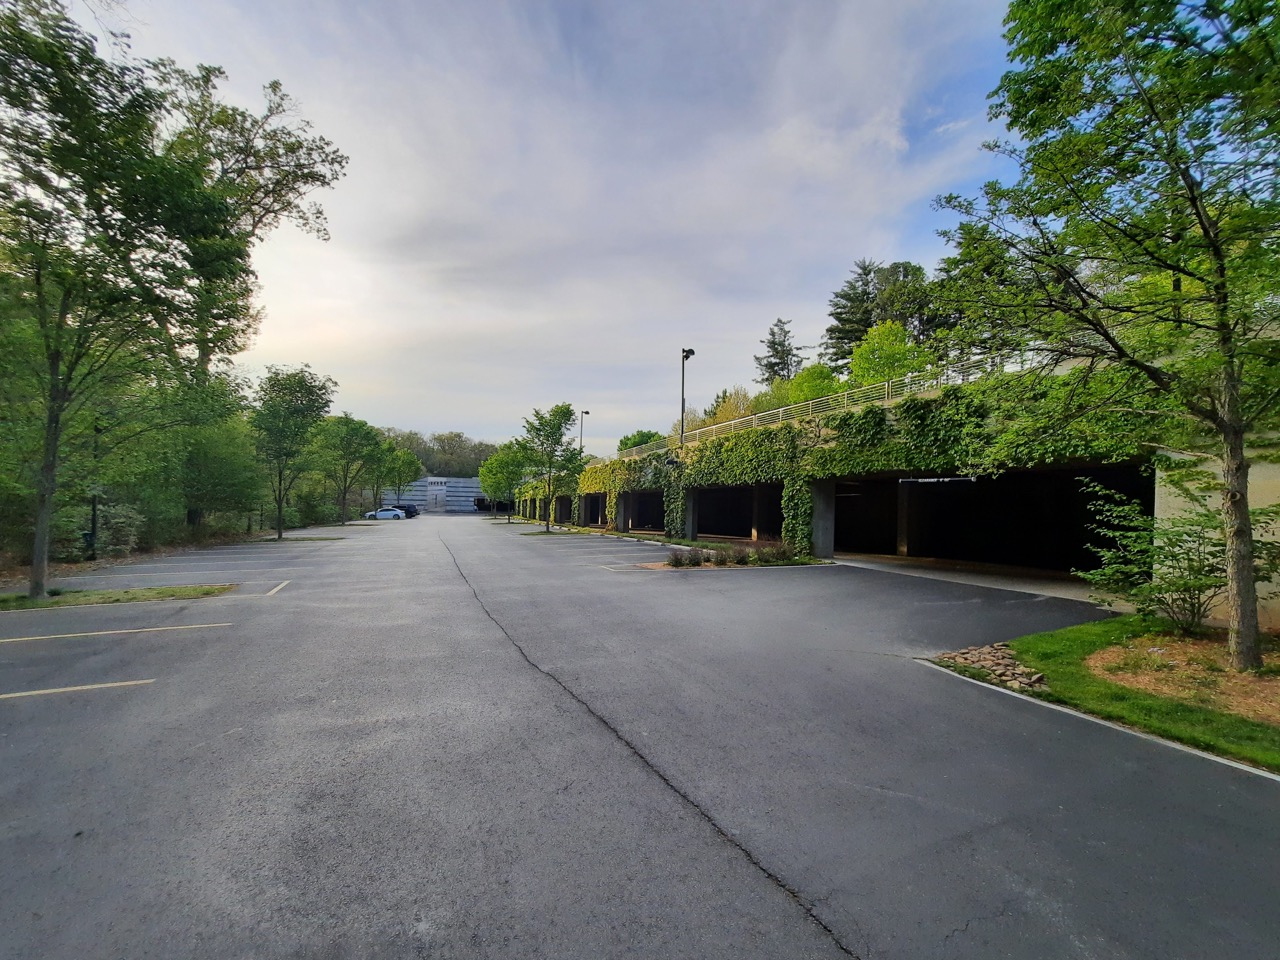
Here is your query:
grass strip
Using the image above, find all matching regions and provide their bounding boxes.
[253,536,344,542]
[1007,616,1280,774]
[0,584,235,611]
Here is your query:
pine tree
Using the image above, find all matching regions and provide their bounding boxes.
[753,318,806,384]
[820,259,879,372]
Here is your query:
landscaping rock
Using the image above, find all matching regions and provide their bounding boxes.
[934,643,1050,693]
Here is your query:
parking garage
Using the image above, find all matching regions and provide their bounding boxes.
[829,464,1153,572]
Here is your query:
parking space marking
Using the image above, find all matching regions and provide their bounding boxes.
[0,679,155,700]
[1,623,233,644]
[265,580,291,596]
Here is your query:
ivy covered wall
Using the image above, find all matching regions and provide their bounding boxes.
[574,374,1150,555]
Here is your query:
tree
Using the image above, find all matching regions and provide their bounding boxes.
[848,321,935,387]
[250,366,335,540]
[384,446,422,501]
[313,413,380,523]
[516,404,584,532]
[869,261,941,340]
[788,363,844,403]
[821,259,879,372]
[753,318,806,384]
[478,442,527,521]
[0,3,250,596]
[180,413,265,529]
[618,429,664,452]
[420,431,497,477]
[702,387,755,426]
[938,0,1280,669]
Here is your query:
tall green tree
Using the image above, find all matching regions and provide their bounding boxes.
[313,413,380,523]
[938,0,1280,669]
[787,363,844,402]
[753,318,806,384]
[516,404,584,532]
[384,446,422,502]
[250,366,335,540]
[0,2,250,596]
[478,442,527,521]
[420,431,497,477]
[153,60,347,373]
[821,258,879,371]
[848,321,935,387]
[869,261,945,340]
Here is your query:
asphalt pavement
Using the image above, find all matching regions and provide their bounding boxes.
[1,516,1275,959]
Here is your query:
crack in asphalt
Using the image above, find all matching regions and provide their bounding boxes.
[938,898,1017,955]
[439,537,862,959]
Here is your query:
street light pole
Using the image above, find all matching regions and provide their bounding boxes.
[579,410,589,451]
[680,348,695,446]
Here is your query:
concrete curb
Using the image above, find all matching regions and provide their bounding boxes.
[917,657,1280,784]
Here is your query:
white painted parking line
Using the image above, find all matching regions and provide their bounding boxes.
[0,679,155,700]
[0,623,233,644]
[265,580,291,596]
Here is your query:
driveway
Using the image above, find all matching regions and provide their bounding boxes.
[1,517,1274,959]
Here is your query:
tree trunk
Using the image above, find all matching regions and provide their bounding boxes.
[274,465,285,541]
[28,405,63,598]
[1220,423,1261,670]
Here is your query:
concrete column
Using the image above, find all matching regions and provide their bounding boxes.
[751,486,761,541]
[615,492,630,532]
[811,479,835,559]
[896,481,911,556]
[683,490,698,540]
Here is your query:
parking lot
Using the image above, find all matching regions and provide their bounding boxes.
[2,515,1277,959]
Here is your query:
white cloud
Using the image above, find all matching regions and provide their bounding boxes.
[79,0,1012,452]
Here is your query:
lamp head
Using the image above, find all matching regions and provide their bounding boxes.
[682,348,695,361]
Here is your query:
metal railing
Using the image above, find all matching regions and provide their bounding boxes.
[607,355,1004,462]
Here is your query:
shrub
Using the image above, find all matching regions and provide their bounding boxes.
[755,539,796,564]
[98,503,144,557]
[732,545,753,565]
[666,548,687,567]
[687,549,705,567]
[1078,478,1280,635]
[711,546,731,566]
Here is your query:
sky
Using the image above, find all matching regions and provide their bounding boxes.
[80,0,1015,456]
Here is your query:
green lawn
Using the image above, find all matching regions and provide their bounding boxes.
[0,584,235,611]
[1005,616,1280,774]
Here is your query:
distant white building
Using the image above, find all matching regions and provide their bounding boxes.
[385,477,482,512]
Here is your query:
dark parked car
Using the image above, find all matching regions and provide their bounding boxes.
[392,503,419,518]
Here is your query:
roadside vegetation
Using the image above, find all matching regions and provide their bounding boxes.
[0,4,499,596]
[995,617,1280,774]
[665,540,817,568]
[0,584,235,611]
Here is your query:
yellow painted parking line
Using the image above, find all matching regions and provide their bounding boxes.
[0,623,232,644]
[265,580,291,596]
[57,570,305,579]
[0,679,155,700]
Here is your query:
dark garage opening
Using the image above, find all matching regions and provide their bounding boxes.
[834,480,898,555]
[581,493,605,526]
[696,485,783,541]
[554,496,573,524]
[633,490,664,531]
[835,464,1153,573]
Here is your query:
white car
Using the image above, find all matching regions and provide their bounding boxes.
[364,507,405,520]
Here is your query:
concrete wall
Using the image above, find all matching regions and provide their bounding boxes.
[1155,460,1280,630]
